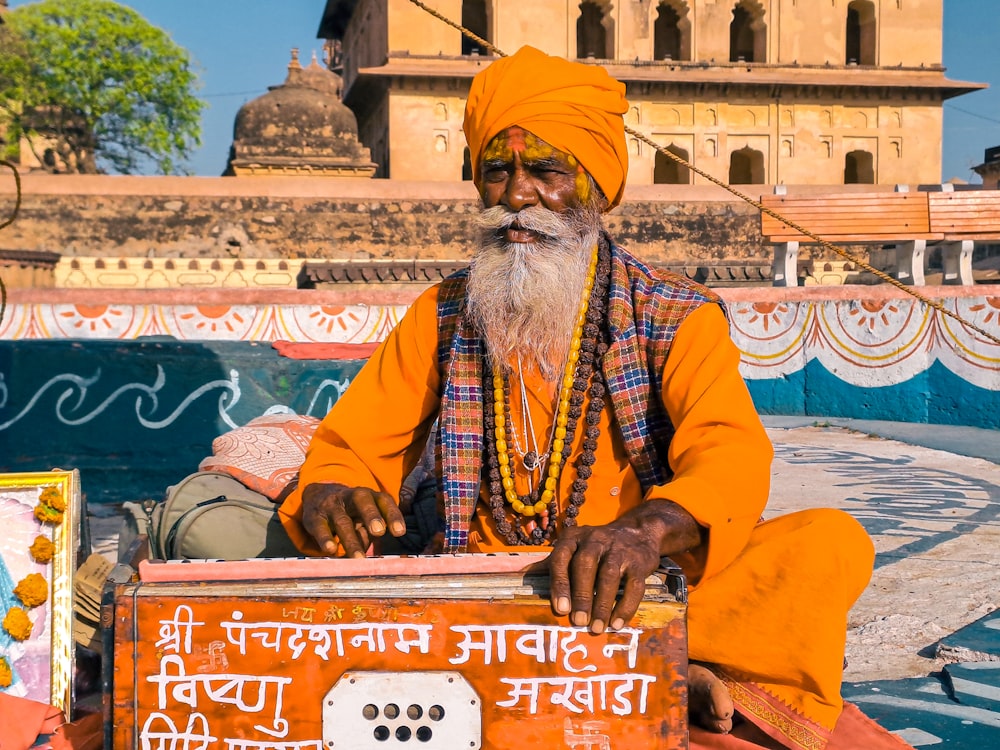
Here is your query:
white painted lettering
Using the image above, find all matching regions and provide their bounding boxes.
[497,674,655,716]
[139,711,215,750]
[155,605,204,655]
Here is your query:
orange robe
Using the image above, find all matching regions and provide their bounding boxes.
[280,284,878,750]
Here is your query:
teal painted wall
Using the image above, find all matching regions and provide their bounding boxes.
[0,340,365,505]
[1,339,996,505]
[747,360,1000,429]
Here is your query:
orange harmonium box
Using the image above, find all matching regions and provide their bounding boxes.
[110,553,688,749]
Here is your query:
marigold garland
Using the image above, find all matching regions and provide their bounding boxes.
[39,486,66,512]
[33,502,64,524]
[28,535,55,564]
[14,573,48,608]
[3,485,64,654]
[3,606,32,641]
[0,656,11,687]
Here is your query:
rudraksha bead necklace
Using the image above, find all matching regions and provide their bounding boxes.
[483,240,611,545]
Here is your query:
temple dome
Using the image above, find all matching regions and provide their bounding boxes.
[225,50,375,177]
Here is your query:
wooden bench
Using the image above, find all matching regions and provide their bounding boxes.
[760,191,941,286]
[927,192,1000,284]
[759,189,1000,286]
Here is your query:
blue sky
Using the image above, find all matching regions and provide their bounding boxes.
[9,0,999,182]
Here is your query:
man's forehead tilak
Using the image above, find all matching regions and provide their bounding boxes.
[481,126,593,205]
[483,126,575,164]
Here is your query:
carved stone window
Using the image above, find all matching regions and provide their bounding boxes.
[730,1,766,63]
[846,1,876,66]
[461,0,490,55]
[654,1,691,61]
[577,0,611,59]
[729,146,765,184]
[654,144,691,184]
[844,150,875,183]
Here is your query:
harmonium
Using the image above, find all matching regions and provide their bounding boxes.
[106,553,689,749]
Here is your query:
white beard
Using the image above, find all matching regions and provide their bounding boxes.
[466,204,603,379]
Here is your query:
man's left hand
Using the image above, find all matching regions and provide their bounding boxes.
[547,499,703,633]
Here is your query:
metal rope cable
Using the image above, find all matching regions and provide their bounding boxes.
[407,0,1000,347]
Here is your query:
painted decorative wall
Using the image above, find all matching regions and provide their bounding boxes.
[1,286,997,504]
[1,298,406,342]
[724,289,1000,424]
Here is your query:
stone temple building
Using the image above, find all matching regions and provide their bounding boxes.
[225,49,376,177]
[316,0,982,186]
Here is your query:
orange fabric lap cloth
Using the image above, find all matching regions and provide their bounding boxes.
[687,508,889,750]
[52,714,102,750]
[0,693,65,750]
[690,703,914,750]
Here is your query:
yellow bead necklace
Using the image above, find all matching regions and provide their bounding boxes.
[491,244,599,517]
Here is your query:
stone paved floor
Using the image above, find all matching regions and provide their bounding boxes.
[767,422,1000,748]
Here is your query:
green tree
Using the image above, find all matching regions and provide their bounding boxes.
[0,21,30,162]
[0,0,203,174]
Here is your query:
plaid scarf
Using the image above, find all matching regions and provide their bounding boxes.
[435,241,724,552]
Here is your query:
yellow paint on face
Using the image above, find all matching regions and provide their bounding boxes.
[561,152,591,203]
[575,166,591,205]
[481,132,515,165]
[483,127,561,163]
[480,126,592,205]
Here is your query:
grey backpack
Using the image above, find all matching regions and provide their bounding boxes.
[126,471,301,561]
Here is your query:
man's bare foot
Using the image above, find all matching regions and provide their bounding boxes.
[689,663,735,733]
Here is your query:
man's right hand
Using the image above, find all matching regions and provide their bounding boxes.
[301,482,406,558]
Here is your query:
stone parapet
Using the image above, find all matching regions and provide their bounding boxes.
[3,176,990,290]
[0,174,769,264]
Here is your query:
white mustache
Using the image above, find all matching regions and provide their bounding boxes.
[475,205,577,241]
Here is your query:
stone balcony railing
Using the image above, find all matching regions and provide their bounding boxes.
[0,249,61,287]
[49,257,788,291]
[55,257,300,289]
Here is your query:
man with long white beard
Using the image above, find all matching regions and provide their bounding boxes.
[279,46,909,750]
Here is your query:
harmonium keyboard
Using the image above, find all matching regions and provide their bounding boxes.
[107,553,689,749]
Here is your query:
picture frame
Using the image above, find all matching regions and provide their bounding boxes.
[0,469,79,714]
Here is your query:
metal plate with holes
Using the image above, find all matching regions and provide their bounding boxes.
[324,671,482,749]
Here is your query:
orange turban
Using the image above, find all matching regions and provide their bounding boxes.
[463,46,629,209]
